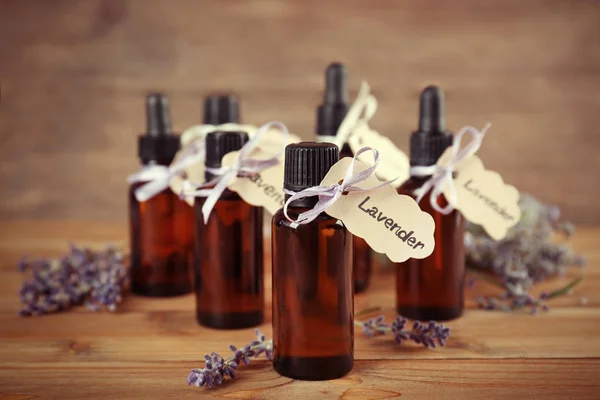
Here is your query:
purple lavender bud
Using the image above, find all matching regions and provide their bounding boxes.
[187,372,198,385]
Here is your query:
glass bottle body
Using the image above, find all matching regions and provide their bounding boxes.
[129,182,194,297]
[194,189,264,329]
[395,176,465,321]
[339,143,372,293]
[272,205,353,380]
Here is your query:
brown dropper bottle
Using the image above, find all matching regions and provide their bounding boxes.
[129,93,194,297]
[272,142,354,381]
[395,86,464,321]
[193,96,264,329]
[316,62,372,293]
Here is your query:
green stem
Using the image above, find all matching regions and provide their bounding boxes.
[547,277,583,299]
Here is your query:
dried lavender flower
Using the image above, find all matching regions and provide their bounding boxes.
[189,314,449,389]
[187,329,273,388]
[465,193,585,313]
[357,315,450,348]
[17,244,128,316]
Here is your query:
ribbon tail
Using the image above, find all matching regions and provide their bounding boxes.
[201,173,234,224]
[134,178,170,202]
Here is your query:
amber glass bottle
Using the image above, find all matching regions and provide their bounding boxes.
[129,93,194,297]
[272,142,353,381]
[396,86,465,321]
[316,62,372,293]
[194,129,264,329]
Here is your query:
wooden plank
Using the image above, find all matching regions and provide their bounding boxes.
[1,0,600,221]
[0,359,599,400]
[1,307,599,363]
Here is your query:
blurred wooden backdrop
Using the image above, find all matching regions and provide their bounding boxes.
[1,0,599,222]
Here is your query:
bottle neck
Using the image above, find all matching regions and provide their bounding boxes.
[284,194,319,209]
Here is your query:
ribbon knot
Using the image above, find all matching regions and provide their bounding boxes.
[127,139,205,202]
[183,121,289,223]
[410,123,492,215]
[283,147,394,227]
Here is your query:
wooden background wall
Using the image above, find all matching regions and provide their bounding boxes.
[1,0,599,223]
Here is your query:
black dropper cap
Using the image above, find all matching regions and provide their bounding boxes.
[409,86,453,167]
[316,63,350,136]
[204,95,240,125]
[205,131,249,169]
[138,93,180,165]
[284,142,339,195]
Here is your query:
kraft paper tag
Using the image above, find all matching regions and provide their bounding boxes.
[221,148,286,215]
[438,149,521,240]
[348,124,410,188]
[321,158,436,263]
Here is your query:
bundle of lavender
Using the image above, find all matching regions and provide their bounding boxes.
[18,244,128,316]
[465,193,586,313]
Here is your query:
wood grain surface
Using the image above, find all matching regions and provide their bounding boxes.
[0,220,598,399]
[1,0,600,223]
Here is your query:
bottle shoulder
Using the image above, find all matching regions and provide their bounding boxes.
[273,207,343,227]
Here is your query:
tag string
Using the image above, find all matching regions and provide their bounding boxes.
[127,139,205,202]
[283,147,395,228]
[127,123,255,202]
[332,81,378,148]
[410,123,492,215]
[183,121,289,224]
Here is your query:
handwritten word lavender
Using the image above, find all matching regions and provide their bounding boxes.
[17,244,128,316]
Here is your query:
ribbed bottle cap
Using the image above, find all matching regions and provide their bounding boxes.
[284,142,339,192]
[205,131,249,168]
[409,86,453,167]
[204,95,240,125]
[138,93,180,164]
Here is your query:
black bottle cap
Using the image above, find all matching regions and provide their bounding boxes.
[284,142,339,193]
[409,86,453,167]
[205,131,249,168]
[204,95,240,125]
[138,93,180,164]
[316,63,350,136]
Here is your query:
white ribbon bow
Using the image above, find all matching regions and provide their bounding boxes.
[184,121,289,224]
[127,139,205,202]
[319,81,377,148]
[410,123,492,215]
[283,147,395,227]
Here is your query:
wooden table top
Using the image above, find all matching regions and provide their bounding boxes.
[1,221,599,400]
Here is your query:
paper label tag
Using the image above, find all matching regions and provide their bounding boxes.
[171,124,300,207]
[348,123,410,188]
[321,158,436,263]
[221,148,286,215]
[438,149,521,240]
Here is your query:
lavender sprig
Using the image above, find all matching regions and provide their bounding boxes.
[188,315,450,389]
[187,329,273,388]
[465,193,585,314]
[474,277,582,315]
[357,316,450,348]
[17,244,128,316]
